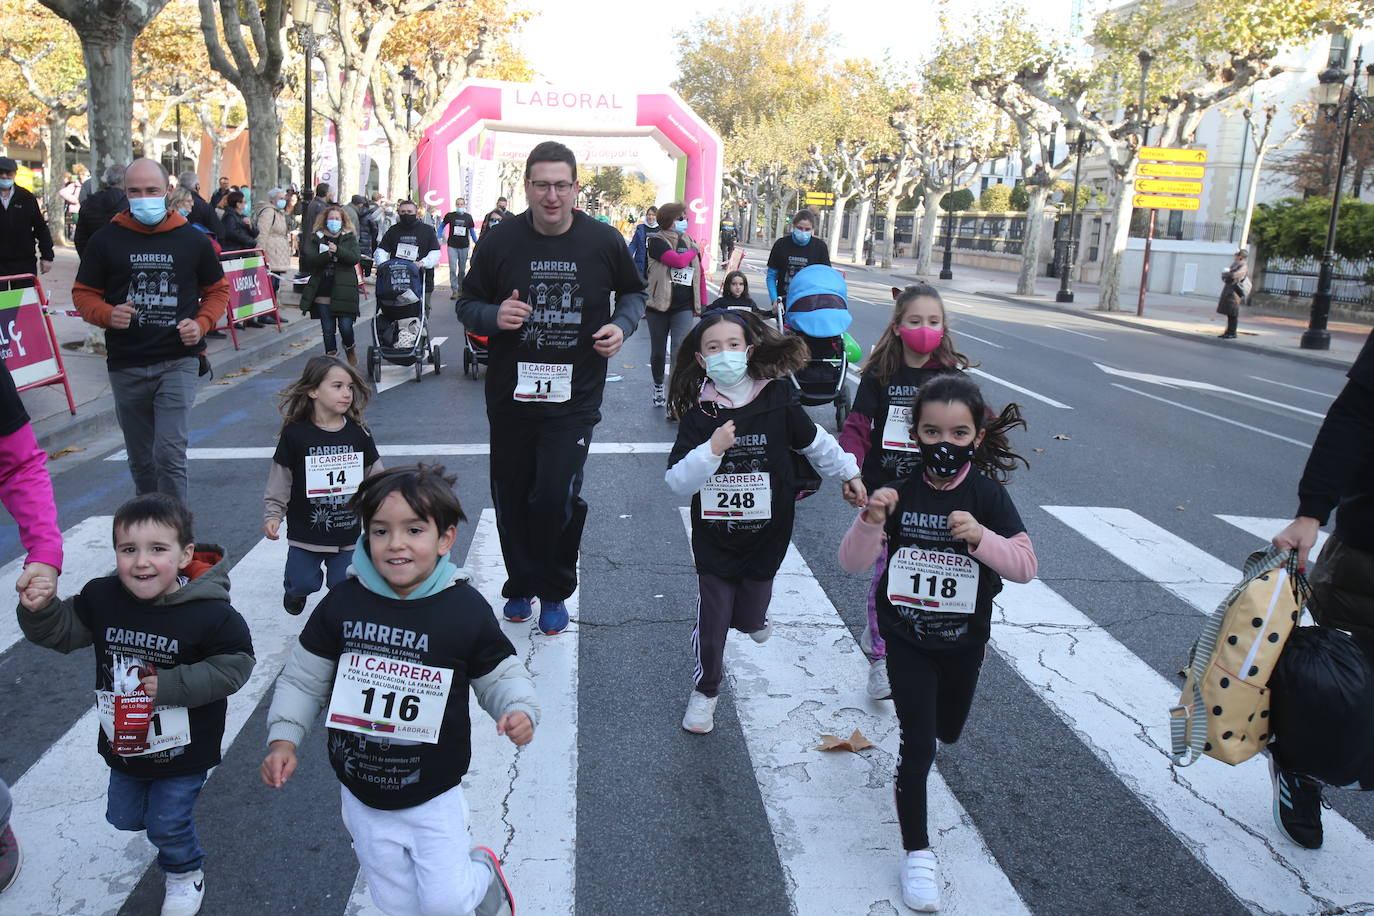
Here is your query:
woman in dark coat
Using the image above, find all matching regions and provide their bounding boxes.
[219,190,259,251]
[1217,249,1248,339]
[299,203,362,364]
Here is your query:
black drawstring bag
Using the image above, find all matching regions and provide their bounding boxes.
[1270,626,1374,787]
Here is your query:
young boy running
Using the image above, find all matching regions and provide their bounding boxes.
[261,464,537,916]
[18,493,255,916]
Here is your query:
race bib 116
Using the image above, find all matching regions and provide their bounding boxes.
[327,652,454,744]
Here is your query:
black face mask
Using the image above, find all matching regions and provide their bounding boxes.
[918,440,976,477]
[398,213,417,227]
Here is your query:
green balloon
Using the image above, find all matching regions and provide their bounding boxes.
[843,332,862,364]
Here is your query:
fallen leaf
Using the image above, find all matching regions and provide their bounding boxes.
[213,380,231,385]
[622,364,635,369]
[1175,506,1186,511]
[1033,447,1045,453]
[48,446,85,459]
[815,729,876,753]
[1052,434,1071,440]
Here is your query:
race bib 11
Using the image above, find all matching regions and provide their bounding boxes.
[700,472,771,520]
[514,362,573,402]
[887,547,980,614]
[96,691,191,756]
[305,451,364,498]
[881,404,919,452]
[326,652,454,744]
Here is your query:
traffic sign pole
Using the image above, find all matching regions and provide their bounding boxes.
[1133,147,1208,316]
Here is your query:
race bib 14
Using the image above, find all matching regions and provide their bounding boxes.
[305,451,364,498]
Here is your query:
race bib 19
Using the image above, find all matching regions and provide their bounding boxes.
[887,547,980,614]
[700,472,771,520]
[305,451,364,498]
[326,652,454,744]
[96,691,191,756]
[514,362,573,402]
[670,264,695,286]
[396,242,420,261]
[881,405,919,452]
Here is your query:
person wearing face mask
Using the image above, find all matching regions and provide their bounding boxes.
[644,202,706,411]
[766,208,830,305]
[71,158,229,507]
[300,205,362,365]
[482,196,510,235]
[0,156,55,281]
[75,164,127,258]
[628,206,658,278]
[441,196,478,297]
[254,188,294,300]
[375,200,442,293]
[219,190,259,251]
[665,310,866,735]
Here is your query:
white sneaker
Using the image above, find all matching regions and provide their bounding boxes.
[868,658,892,700]
[652,383,666,407]
[161,869,205,916]
[901,850,939,912]
[750,621,772,644]
[682,691,718,734]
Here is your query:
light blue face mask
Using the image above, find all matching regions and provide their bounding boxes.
[0,177,14,190]
[791,228,812,246]
[177,207,192,219]
[326,219,342,234]
[673,219,689,233]
[275,198,287,209]
[129,196,167,226]
[704,349,751,388]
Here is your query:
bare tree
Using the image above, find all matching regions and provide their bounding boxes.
[36,0,171,175]
[811,139,869,263]
[1237,104,1308,247]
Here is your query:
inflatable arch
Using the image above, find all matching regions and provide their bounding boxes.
[415,79,724,267]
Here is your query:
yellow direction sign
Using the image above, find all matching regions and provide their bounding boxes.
[1133,193,1200,211]
[1139,146,1208,163]
[1137,178,1204,195]
[804,192,834,206]
[1138,162,1205,179]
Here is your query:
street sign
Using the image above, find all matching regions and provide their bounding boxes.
[804,192,834,206]
[1136,178,1204,195]
[1138,162,1205,179]
[1139,146,1208,163]
[1133,193,1200,211]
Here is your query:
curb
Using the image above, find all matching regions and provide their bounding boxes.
[31,309,325,455]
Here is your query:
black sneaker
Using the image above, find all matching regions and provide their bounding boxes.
[1270,757,1325,849]
[283,594,307,616]
[0,825,22,893]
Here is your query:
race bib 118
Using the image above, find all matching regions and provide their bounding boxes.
[514,362,573,402]
[326,652,454,744]
[887,547,979,614]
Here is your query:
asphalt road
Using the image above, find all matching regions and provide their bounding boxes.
[1,253,1371,916]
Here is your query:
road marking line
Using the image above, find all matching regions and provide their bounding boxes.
[954,330,1007,349]
[375,336,448,393]
[1111,384,1311,448]
[677,509,1029,915]
[6,527,309,915]
[1097,364,1326,419]
[347,509,578,915]
[1215,515,1330,561]
[994,574,1374,913]
[105,442,678,461]
[1049,325,1106,341]
[1247,376,1338,399]
[1,516,112,657]
[970,368,1072,409]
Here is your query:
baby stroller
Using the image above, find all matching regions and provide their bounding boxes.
[462,329,489,380]
[368,257,441,386]
[777,264,853,429]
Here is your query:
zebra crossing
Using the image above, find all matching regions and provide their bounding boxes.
[2,503,1368,915]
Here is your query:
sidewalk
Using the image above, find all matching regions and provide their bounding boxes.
[808,245,1370,370]
[16,246,336,455]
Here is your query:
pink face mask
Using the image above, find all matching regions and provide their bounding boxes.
[898,326,943,354]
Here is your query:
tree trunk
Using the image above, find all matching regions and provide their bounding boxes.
[1098,177,1134,312]
[880,194,902,269]
[243,86,280,201]
[828,195,852,260]
[1238,150,1267,249]
[388,139,410,199]
[78,29,137,178]
[763,197,775,246]
[916,190,942,276]
[1018,185,1051,295]
[850,198,871,266]
[41,114,68,245]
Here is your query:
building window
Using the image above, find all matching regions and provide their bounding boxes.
[1329,32,1350,69]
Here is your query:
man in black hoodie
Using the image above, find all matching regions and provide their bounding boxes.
[175,171,224,242]
[0,156,54,279]
[75,164,128,257]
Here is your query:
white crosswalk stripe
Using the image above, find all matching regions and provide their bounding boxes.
[1216,514,1331,558]
[678,509,1029,915]
[375,336,448,393]
[347,509,578,915]
[1,515,112,657]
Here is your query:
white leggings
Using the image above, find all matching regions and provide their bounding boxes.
[341,784,491,916]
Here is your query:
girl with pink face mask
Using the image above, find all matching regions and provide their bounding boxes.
[837,282,972,702]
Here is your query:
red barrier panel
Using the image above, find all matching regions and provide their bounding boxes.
[0,274,76,415]
[214,248,283,350]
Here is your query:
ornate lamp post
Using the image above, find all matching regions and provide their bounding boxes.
[1057,124,1089,303]
[939,141,964,281]
[400,63,421,197]
[1303,50,1374,350]
[865,154,892,266]
[170,79,183,174]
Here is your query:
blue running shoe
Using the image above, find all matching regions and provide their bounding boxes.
[502,597,533,623]
[538,599,569,635]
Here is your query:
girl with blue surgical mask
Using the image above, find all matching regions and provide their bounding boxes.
[665,310,867,735]
[766,209,831,305]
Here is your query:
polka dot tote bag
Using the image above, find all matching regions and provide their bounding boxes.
[1170,547,1310,767]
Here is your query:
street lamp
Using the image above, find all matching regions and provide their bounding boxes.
[399,63,420,196]
[1057,124,1089,303]
[939,141,964,281]
[1137,49,1154,145]
[292,0,332,203]
[170,79,183,175]
[865,154,892,266]
[1303,50,1374,350]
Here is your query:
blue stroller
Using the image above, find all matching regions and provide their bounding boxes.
[367,258,440,386]
[777,264,853,429]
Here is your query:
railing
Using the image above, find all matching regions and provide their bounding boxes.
[1259,255,1374,309]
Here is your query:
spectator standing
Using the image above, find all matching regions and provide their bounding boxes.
[1216,249,1249,340]
[219,190,258,251]
[0,156,54,280]
[482,196,510,235]
[628,206,658,278]
[75,164,128,257]
[209,177,232,209]
[254,188,294,320]
[176,171,224,241]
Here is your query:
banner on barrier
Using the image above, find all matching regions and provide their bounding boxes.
[221,252,277,321]
[0,286,62,388]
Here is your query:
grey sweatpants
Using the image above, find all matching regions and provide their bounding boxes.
[447,246,469,291]
[692,573,773,698]
[108,357,199,507]
[646,308,696,385]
